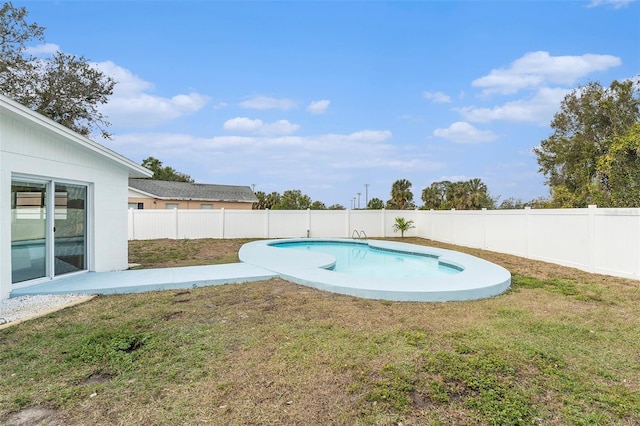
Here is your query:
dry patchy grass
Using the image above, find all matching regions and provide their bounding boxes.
[1,237,639,425]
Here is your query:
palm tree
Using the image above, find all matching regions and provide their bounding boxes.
[390,179,413,210]
[467,178,489,209]
[392,216,415,238]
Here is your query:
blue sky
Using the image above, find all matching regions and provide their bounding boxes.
[16,0,639,208]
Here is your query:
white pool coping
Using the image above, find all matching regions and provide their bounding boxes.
[239,238,512,302]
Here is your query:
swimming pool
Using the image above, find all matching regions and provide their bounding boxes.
[239,238,511,302]
[274,240,461,279]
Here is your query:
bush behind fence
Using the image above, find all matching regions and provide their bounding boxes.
[128,207,640,281]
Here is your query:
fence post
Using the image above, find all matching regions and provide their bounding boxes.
[524,206,531,259]
[428,209,433,240]
[588,205,597,273]
[265,208,270,239]
[174,208,179,239]
[347,208,351,238]
[450,209,456,244]
[382,208,386,238]
[128,208,134,240]
[307,208,311,238]
[220,208,225,239]
[482,208,487,250]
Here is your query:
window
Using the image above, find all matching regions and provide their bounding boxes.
[128,203,144,210]
[200,204,213,209]
[165,203,179,209]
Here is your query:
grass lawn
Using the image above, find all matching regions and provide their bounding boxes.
[1,237,639,425]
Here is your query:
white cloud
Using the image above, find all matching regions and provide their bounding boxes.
[96,61,209,128]
[307,99,330,114]
[25,43,59,56]
[423,91,452,103]
[472,51,621,95]
[587,0,633,8]
[240,96,297,110]
[223,117,300,136]
[458,87,569,124]
[223,117,264,132]
[260,119,300,136]
[433,122,498,144]
[347,129,393,143]
[108,128,406,176]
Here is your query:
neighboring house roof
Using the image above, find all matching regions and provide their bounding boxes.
[0,94,152,178]
[129,179,258,203]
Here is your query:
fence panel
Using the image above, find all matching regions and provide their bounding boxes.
[176,210,222,239]
[425,211,455,243]
[350,210,386,238]
[309,210,348,237]
[127,207,640,280]
[527,209,589,269]
[225,210,267,239]
[484,211,527,256]
[451,210,486,249]
[129,210,179,240]
[592,208,640,278]
[267,210,309,238]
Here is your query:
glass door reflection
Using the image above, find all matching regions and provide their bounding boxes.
[11,180,48,283]
[54,183,86,276]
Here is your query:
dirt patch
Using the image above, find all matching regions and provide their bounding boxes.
[3,406,60,425]
[83,372,114,385]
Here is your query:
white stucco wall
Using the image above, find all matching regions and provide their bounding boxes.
[0,96,149,300]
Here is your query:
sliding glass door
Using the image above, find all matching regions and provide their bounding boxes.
[11,178,87,284]
[11,181,48,283]
[54,183,87,276]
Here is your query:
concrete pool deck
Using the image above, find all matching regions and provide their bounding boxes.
[10,263,278,297]
[11,239,511,302]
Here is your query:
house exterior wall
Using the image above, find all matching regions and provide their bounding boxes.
[0,100,137,300]
[128,196,253,210]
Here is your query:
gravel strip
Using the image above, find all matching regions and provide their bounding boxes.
[0,294,92,327]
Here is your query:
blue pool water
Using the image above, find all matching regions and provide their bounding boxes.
[274,241,461,279]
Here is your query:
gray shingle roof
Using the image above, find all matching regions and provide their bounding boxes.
[129,179,258,203]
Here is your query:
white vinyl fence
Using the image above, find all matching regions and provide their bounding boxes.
[128,206,640,280]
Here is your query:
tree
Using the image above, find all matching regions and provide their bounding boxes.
[254,191,281,210]
[274,189,312,210]
[422,179,495,210]
[498,197,526,210]
[388,179,413,210]
[367,197,385,209]
[533,78,640,207]
[0,2,115,137]
[0,2,44,92]
[421,182,447,210]
[596,122,640,207]
[392,217,415,238]
[310,200,327,210]
[328,204,345,210]
[141,156,194,182]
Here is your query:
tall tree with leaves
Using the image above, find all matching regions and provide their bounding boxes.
[274,189,312,210]
[254,191,281,210]
[141,157,194,182]
[367,197,385,210]
[534,78,640,207]
[596,122,640,207]
[422,179,495,210]
[0,2,115,137]
[388,179,413,210]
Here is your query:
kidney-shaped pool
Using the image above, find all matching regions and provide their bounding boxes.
[239,238,511,302]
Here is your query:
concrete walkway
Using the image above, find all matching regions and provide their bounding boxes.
[11,263,278,297]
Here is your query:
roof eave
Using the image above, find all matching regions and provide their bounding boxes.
[0,94,152,178]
